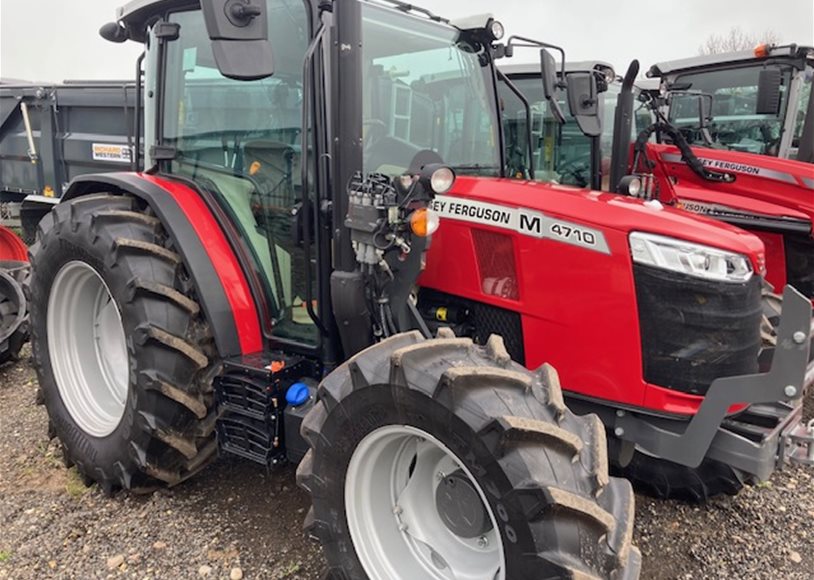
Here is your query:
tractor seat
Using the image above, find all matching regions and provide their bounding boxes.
[244,140,302,200]
[244,139,302,232]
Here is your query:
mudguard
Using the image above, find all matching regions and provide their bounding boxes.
[63,172,262,357]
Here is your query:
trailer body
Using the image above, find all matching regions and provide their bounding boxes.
[0,80,140,238]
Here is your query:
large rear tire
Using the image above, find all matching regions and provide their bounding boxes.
[298,332,640,580]
[29,194,218,492]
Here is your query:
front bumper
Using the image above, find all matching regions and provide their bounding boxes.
[613,285,814,481]
[782,417,814,467]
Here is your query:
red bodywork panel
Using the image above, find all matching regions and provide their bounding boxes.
[421,176,765,414]
[0,227,28,262]
[140,174,263,354]
[647,143,814,291]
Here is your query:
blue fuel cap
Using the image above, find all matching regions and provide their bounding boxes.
[286,382,310,407]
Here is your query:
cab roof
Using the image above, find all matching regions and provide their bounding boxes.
[499,60,616,77]
[648,45,813,78]
[116,0,197,40]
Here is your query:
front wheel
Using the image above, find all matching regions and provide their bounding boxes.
[298,332,640,580]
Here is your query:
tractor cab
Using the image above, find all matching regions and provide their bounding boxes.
[498,60,628,190]
[648,44,814,163]
[109,0,508,361]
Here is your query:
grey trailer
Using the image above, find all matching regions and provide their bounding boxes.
[0,80,141,241]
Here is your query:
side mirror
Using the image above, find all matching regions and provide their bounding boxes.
[100,22,129,43]
[669,92,713,129]
[200,0,274,81]
[756,68,782,115]
[566,71,602,137]
[540,48,566,124]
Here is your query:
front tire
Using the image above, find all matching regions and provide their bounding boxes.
[30,194,218,492]
[298,332,640,580]
[614,453,744,503]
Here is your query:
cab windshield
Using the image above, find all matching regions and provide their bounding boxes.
[500,75,621,189]
[361,4,501,177]
[670,64,794,156]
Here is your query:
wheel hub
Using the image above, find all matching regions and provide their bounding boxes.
[345,425,504,580]
[435,470,493,539]
[47,261,129,438]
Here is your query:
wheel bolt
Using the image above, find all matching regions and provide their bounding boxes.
[436,471,446,481]
[785,385,798,398]
[477,536,488,548]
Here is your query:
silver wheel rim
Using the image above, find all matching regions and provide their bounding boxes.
[47,261,129,437]
[346,425,505,580]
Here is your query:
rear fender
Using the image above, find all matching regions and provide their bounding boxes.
[63,172,262,357]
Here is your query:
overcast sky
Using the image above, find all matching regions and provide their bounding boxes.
[1,0,812,82]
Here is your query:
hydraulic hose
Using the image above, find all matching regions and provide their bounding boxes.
[633,121,735,183]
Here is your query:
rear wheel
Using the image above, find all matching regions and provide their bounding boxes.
[29,193,218,492]
[299,332,640,580]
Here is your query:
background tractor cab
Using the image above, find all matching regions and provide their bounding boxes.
[626,45,814,297]
[647,44,813,162]
[498,60,627,190]
[502,50,814,300]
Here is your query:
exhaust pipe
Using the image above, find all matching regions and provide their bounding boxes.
[609,60,640,194]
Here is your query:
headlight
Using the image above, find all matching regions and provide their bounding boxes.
[618,175,642,197]
[488,19,505,41]
[424,165,456,194]
[629,232,753,283]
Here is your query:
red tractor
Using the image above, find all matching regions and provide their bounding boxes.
[640,45,814,298]
[509,47,814,302]
[21,2,813,579]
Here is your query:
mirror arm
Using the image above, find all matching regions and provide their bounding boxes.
[506,35,567,81]
[497,69,536,180]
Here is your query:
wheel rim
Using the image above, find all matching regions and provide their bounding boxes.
[346,425,505,580]
[0,267,26,343]
[47,261,129,437]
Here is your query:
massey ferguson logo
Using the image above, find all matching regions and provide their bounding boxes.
[430,196,610,255]
[698,159,761,176]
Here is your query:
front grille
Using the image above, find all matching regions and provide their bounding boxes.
[472,229,519,300]
[785,234,814,298]
[469,301,525,365]
[634,264,762,395]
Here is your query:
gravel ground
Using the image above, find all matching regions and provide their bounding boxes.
[0,348,812,579]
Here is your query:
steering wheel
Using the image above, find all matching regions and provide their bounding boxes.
[363,119,389,155]
[557,157,591,187]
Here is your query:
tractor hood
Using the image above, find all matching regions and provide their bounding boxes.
[437,175,766,269]
[651,143,814,233]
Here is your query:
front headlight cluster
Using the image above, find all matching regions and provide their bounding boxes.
[629,232,753,283]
